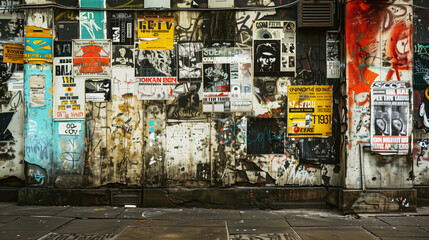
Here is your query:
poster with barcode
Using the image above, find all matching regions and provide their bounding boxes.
[202,48,252,112]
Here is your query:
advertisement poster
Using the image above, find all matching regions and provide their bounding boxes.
[54,56,84,119]
[85,79,111,102]
[253,21,296,76]
[135,43,178,100]
[4,43,24,64]
[24,26,52,64]
[73,39,111,77]
[137,16,174,50]
[109,12,133,45]
[202,47,252,112]
[287,85,332,137]
[178,42,203,82]
[327,31,340,79]
[371,81,410,155]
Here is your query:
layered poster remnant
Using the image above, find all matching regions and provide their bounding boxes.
[326,31,340,79]
[178,42,203,82]
[24,27,52,64]
[0,12,24,43]
[137,16,174,50]
[54,53,84,119]
[202,48,252,112]
[72,39,111,77]
[253,20,295,76]
[287,85,332,137]
[135,43,178,100]
[371,81,410,155]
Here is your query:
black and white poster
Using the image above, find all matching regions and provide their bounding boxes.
[327,31,340,79]
[135,43,178,100]
[371,81,410,155]
[109,12,133,45]
[166,82,204,120]
[85,79,111,102]
[253,21,296,76]
[0,12,24,43]
[112,45,134,67]
[54,41,72,57]
[25,9,53,29]
[178,42,203,82]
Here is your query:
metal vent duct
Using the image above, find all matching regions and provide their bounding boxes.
[298,1,334,27]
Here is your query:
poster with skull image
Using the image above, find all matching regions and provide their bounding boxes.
[371,81,410,155]
[253,20,295,76]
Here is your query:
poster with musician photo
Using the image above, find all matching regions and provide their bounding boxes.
[112,45,134,67]
[253,20,295,76]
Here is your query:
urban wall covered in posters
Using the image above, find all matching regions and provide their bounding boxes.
[72,39,111,77]
[371,81,410,155]
[137,16,174,50]
[287,85,332,137]
[202,47,252,112]
[253,20,295,76]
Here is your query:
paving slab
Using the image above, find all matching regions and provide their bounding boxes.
[239,210,289,219]
[39,232,119,240]
[0,216,73,231]
[285,216,332,227]
[321,217,390,227]
[227,219,291,234]
[55,206,124,219]
[294,226,378,240]
[378,216,429,226]
[54,219,133,234]
[131,219,226,227]
[230,232,301,240]
[116,225,227,240]
[0,205,68,216]
[0,216,19,223]
[116,208,183,220]
[379,238,429,240]
[0,230,49,240]
[180,208,241,220]
[363,225,429,238]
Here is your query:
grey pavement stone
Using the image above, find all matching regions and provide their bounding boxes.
[239,210,289,219]
[0,216,19,223]
[294,226,378,240]
[227,219,291,234]
[378,216,429,226]
[0,205,68,216]
[363,225,429,238]
[116,225,227,240]
[0,230,49,240]
[230,232,301,240]
[180,208,241,220]
[116,208,182,220]
[0,216,73,231]
[285,216,332,227]
[132,219,226,227]
[54,219,133,234]
[55,206,124,219]
[39,232,119,240]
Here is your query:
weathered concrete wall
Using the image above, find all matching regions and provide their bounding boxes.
[346,0,413,189]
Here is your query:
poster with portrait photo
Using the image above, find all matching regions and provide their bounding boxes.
[178,42,203,83]
[85,79,111,102]
[254,40,280,75]
[0,13,24,43]
[25,9,53,29]
[112,45,134,67]
[371,81,410,155]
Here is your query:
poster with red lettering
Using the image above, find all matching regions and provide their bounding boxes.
[135,43,178,100]
[72,39,112,77]
[371,81,410,155]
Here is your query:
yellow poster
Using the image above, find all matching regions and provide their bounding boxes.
[4,43,24,64]
[287,85,332,137]
[137,16,174,50]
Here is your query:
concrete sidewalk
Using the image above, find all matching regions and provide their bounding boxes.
[0,203,429,239]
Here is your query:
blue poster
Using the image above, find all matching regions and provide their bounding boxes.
[24,37,53,63]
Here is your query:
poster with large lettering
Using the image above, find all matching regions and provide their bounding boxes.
[109,12,133,45]
[73,39,111,77]
[135,43,178,100]
[202,47,252,112]
[24,26,53,64]
[54,57,84,120]
[253,21,295,76]
[137,15,174,50]
[287,85,332,137]
[371,81,410,155]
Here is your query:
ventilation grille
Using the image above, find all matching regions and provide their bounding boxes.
[299,2,334,27]
[111,193,141,206]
